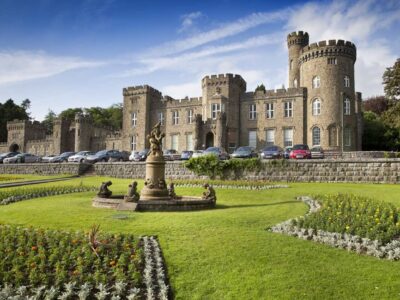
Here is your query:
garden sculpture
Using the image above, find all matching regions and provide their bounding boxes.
[147,121,165,156]
[202,183,216,202]
[168,183,176,199]
[98,181,112,198]
[126,181,140,202]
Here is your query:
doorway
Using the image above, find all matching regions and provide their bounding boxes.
[205,132,214,148]
[9,143,19,152]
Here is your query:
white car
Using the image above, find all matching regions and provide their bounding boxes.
[41,155,56,163]
[192,150,204,158]
[129,151,139,161]
[68,151,94,163]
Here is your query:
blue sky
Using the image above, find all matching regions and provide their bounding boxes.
[0,0,399,121]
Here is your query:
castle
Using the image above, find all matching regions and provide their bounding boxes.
[0,31,362,155]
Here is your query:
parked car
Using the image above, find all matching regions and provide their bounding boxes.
[191,150,204,158]
[120,151,131,161]
[108,150,129,162]
[49,152,76,163]
[231,146,258,159]
[163,149,180,161]
[131,149,149,162]
[260,145,283,159]
[41,154,57,163]
[283,147,293,159]
[3,153,40,163]
[310,146,325,159]
[0,152,20,163]
[289,144,311,159]
[203,147,230,160]
[85,150,124,163]
[129,151,139,161]
[180,150,194,160]
[68,151,94,163]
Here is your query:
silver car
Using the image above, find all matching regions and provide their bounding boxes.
[3,153,40,163]
[68,151,94,163]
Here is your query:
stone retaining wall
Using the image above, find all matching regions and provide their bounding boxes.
[0,163,90,175]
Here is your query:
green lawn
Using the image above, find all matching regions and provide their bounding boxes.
[0,174,73,184]
[1,177,400,299]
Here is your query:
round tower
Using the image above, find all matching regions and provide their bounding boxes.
[74,113,92,152]
[299,39,357,151]
[287,31,309,88]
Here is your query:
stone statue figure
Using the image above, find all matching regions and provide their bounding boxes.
[126,181,140,202]
[202,183,216,202]
[168,183,176,199]
[147,122,165,156]
[98,181,112,198]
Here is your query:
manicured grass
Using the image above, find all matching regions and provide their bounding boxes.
[0,174,72,184]
[1,177,400,299]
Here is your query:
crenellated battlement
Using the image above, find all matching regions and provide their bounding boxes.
[245,87,306,100]
[161,96,202,108]
[7,120,46,131]
[123,84,162,97]
[300,39,356,64]
[74,113,93,124]
[287,31,309,46]
[201,73,246,87]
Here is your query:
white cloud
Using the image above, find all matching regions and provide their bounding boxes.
[179,11,203,33]
[0,51,105,85]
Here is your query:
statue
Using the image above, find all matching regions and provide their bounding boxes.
[168,183,176,199]
[98,181,112,198]
[126,181,140,202]
[202,183,216,202]
[147,122,165,156]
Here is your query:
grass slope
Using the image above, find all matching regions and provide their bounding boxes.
[1,177,400,299]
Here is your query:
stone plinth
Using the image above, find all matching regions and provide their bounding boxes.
[140,154,170,200]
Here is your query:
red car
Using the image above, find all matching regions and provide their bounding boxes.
[289,144,311,159]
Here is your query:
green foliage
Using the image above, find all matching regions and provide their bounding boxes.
[41,109,57,135]
[0,99,30,142]
[184,155,263,179]
[362,111,392,150]
[255,84,266,93]
[296,194,400,244]
[383,58,400,102]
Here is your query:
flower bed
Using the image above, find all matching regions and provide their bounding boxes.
[0,225,168,299]
[173,179,289,190]
[0,176,22,182]
[0,185,97,205]
[270,195,400,260]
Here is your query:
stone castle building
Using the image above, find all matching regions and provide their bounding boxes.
[0,31,362,155]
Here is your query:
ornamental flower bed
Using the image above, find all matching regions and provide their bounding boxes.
[270,195,400,260]
[173,179,289,190]
[0,185,97,205]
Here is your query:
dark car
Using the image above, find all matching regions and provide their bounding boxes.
[163,149,180,161]
[203,147,230,160]
[132,149,150,162]
[231,146,258,159]
[260,145,283,159]
[85,150,123,163]
[108,150,130,162]
[180,150,194,160]
[0,152,20,163]
[49,152,76,163]
[311,146,325,159]
[289,144,311,159]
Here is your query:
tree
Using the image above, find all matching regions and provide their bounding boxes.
[41,110,57,135]
[362,96,389,115]
[255,84,266,93]
[362,111,391,150]
[0,99,30,142]
[58,108,84,121]
[383,58,400,102]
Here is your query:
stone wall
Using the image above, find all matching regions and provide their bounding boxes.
[0,163,91,175]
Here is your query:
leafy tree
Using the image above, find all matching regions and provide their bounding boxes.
[362,96,388,115]
[255,84,266,93]
[41,110,57,135]
[58,108,84,121]
[362,111,391,150]
[383,58,400,102]
[0,99,30,142]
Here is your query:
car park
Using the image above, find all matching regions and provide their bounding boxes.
[129,151,139,161]
[41,154,56,163]
[289,144,311,159]
[131,149,149,162]
[260,145,283,159]
[310,146,325,159]
[0,152,20,163]
[85,150,124,163]
[3,153,40,163]
[180,150,193,160]
[49,152,76,163]
[283,147,293,159]
[231,146,258,159]
[68,151,94,163]
[203,147,230,160]
[191,150,204,158]
[163,149,180,161]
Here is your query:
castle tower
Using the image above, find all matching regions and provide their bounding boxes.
[123,85,162,151]
[287,31,309,88]
[299,38,358,151]
[201,74,246,150]
[53,118,72,154]
[74,113,92,152]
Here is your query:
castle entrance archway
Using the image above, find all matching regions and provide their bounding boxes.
[205,132,214,148]
[9,143,19,152]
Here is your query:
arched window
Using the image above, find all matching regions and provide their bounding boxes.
[344,98,351,115]
[293,78,298,88]
[312,127,321,146]
[344,75,350,88]
[312,99,321,115]
[329,126,337,147]
[312,76,320,88]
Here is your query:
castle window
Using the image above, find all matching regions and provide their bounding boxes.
[293,79,298,88]
[328,57,337,65]
[312,76,320,88]
[266,103,274,119]
[329,126,338,147]
[131,136,136,151]
[344,98,351,115]
[249,104,257,120]
[187,109,193,124]
[266,129,275,146]
[312,99,321,115]
[211,103,221,120]
[172,111,179,125]
[248,130,257,148]
[131,112,137,127]
[344,127,351,146]
[312,127,321,146]
[283,128,293,147]
[171,134,179,151]
[158,112,164,125]
[284,101,293,118]
[290,59,293,70]
[186,133,193,151]
[344,75,350,88]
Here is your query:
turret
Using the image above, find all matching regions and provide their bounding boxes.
[287,31,309,88]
